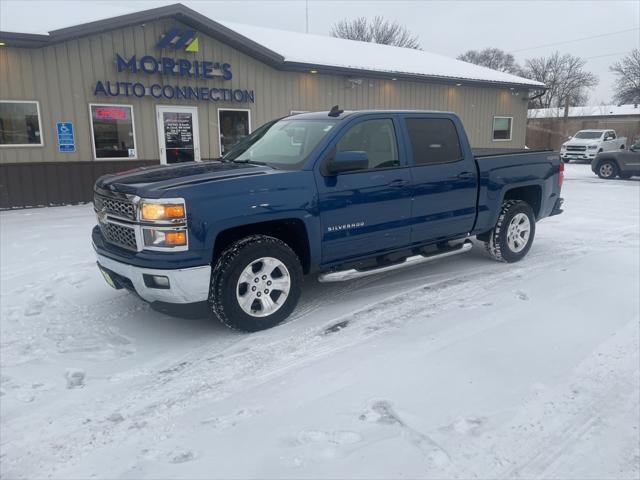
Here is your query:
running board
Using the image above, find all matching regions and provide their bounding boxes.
[318,240,473,283]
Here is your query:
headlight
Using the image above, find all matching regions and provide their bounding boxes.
[140,200,186,221]
[143,228,188,248]
[587,145,598,149]
[561,144,567,150]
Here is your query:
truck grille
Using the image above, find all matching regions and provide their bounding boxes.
[99,221,138,251]
[94,194,136,220]
[566,145,586,152]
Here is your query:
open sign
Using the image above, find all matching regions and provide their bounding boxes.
[94,107,129,120]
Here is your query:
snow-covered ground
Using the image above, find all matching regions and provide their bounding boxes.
[1,163,638,479]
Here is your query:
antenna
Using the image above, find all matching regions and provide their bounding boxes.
[328,105,344,117]
[305,0,309,33]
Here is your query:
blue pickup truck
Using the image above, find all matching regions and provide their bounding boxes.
[93,109,564,331]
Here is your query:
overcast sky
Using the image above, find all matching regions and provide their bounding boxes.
[2,0,639,104]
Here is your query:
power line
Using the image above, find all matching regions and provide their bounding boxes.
[584,51,631,60]
[511,27,639,53]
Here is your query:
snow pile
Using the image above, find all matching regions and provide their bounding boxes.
[220,20,545,88]
[0,164,638,479]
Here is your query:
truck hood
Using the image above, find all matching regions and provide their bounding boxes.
[563,138,601,147]
[95,161,274,196]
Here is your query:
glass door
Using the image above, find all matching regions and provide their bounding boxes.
[218,109,251,156]
[156,106,200,164]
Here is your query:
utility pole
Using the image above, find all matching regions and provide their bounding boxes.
[305,0,309,33]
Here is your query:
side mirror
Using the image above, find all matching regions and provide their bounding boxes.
[326,150,369,174]
[567,135,572,139]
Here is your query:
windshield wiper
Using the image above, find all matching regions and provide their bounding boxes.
[231,159,266,165]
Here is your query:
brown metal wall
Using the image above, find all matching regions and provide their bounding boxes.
[526,116,640,151]
[0,160,157,209]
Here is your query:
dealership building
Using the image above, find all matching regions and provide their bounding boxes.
[0,3,544,208]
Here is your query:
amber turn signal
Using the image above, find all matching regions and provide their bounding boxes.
[141,203,185,221]
[164,231,187,246]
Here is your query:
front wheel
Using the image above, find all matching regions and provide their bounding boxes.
[210,235,303,332]
[597,160,618,179]
[484,200,536,263]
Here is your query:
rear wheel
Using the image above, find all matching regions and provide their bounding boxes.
[597,160,618,179]
[484,200,536,263]
[210,235,303,332]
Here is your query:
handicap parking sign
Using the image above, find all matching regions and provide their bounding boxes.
[56,122,76,153]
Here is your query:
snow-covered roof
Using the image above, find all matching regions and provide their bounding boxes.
[528,104,640,119]
[218,21,544,88]
[0,3,544,89]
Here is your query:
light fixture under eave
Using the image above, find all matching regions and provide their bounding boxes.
[391,78,397,81]
[0,42,5,46]
[309,69,318,74]
[456,83,462,86]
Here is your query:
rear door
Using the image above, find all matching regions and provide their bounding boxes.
[315,115,412,265]
[401,115,478,244]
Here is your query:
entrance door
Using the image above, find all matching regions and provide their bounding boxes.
[156,106,200,164]
[218,109,251,156]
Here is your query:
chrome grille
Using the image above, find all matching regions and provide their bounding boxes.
[99,222,137,251]
[94,194,136,220]
[566,145,586,152]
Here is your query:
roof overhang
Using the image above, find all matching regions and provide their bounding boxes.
[0,3,546,91]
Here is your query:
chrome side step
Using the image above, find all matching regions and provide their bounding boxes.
[318,240,473,283]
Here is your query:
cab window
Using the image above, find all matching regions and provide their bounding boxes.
[336,119,399,170]
[405,118,462,165]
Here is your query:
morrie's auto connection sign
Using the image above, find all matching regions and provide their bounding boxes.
[93,28,255,103]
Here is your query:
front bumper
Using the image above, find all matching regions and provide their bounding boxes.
[561,151,597,160]
[95,252,211,304]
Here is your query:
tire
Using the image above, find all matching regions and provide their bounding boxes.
[485,200,536,263]
[620,145,625,150]
[596,160,618,179]
[563,158,570,164]
[209,235,303,332]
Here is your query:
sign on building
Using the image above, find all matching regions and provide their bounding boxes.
[56,122,75,153]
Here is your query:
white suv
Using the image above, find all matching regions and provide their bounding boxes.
[560,130,626,162]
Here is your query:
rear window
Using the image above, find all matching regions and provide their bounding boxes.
[405,118,462,165]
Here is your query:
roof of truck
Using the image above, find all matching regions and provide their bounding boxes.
[289,109,459,120]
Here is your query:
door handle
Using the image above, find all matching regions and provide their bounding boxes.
[457,172,474,180]
[388,179,410,188]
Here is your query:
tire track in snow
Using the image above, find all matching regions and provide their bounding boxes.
[1,237,604,478]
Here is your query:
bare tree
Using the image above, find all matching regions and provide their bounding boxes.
[521,52,598,109]
[331,17,421,49]
[457,48,522,75]
[610,49,640,106]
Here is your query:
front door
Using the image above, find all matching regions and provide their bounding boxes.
[156,106,200,164]
[316,116,413,265]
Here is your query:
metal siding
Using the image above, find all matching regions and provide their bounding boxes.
[1,18,529,167]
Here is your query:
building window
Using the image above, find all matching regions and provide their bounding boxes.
[218,109,251,155]
[0,100,43,146]
[89,104,137,159]
[492,116,512,141]
[405,118,462,165]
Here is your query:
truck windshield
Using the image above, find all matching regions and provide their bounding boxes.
[574,131,603,139]
[223,118,337,169]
